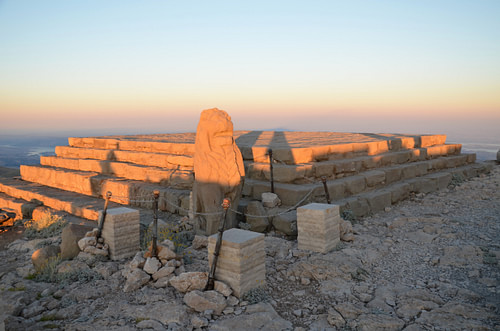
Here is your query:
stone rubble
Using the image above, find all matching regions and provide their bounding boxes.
[77,229,109,257]
[0,165,498,330]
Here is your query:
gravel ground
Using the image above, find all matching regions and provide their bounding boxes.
[0,163,498,330]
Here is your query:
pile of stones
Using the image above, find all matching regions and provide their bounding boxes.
[77,228,109,257]
[121,236,240,317]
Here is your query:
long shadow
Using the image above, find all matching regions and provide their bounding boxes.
[234,131,264,161]
[357,132,426,151]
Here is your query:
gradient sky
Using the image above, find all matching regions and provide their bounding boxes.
[0,1,499,141]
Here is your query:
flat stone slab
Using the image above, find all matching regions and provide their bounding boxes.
[89,131,445,148]
[69,131,447,164]
[208,228,264,247]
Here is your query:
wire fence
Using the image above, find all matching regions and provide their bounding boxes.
[100,149,332,219]
[109,184,316,219]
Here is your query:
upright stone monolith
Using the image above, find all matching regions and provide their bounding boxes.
[192,108,245,235]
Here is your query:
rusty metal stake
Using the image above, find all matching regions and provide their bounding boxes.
[152,190,160,258]
[205,198,230,291]
[97,191,112,238]
[268,149,275,193]
[321,176,331,204]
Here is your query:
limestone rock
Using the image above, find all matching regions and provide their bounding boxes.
[395,298,439,320]
[143,257,161,275]
[60,223,93,260]
[78,237,96,251]
[21,302,45,318]
[152,266,176,281]
[272,211,297,236]
[214,280,233,297]
[153,274,175,288]
[169,271,208,293]
[262,192,281,208]
[265,236,293,259]
[340,219,354,242]
[354,313,405,331]
[56,260,90,274]
[191,315,209,328]
[226,295,239,307]
[123,269,150,292]
[129,251,146,269]
[83,245,109,256]
[15,265,35,278]
[183,290,227,315]
[320,278,353,299]
[440,245,482,266]
[94,261,119,279]
[31,245,60,271]
[192,235,208,250]
[103,301,188,326]
[85,228,99,237]
[136,319,165,330]
[327,308,346,328]
[157,245,177,263]
[244,201,269,233]
[192,108,245,235]
[210,302,293,330]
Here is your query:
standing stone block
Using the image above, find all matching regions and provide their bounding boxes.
[101,207,140,260]
[297,203,340,253]
[208,229,265,298]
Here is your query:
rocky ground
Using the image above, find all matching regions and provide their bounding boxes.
[0,163,498,331]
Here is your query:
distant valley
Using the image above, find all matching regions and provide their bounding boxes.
[0,135,67,169]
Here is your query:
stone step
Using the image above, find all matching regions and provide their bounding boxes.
[55,146,193,168]
[66,132,447,165]
[245,144,462,183]
[18,166,192,216]
[0,176,190,222]
[243,154,476,206]
[68,136,195,156]
[0,191,95,227]
[40,156,194,185]
[236,132,447,164]
[0,192,36,219]
[21,162,193,195]
[0,177,118,221]
[336,162,494,218]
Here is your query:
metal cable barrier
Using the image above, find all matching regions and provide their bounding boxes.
[103,150,333,218]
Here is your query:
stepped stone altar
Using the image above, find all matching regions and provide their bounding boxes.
[0,130,493,224]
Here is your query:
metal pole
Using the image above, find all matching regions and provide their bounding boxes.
[268,149,274,193]
[97,191,112,238]
[321,176,331,204]
[152,190,159,258]
[205,198,230,291]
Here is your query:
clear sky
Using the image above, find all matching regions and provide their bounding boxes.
[0,1,499,141]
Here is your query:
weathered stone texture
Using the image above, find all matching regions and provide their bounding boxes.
[61,223,93,260]
[192,108,245,235]
[297,203,340,253]
[101,207,140,260]
[208,229,266,298]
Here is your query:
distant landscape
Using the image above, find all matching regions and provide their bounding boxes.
[0,133,497,170]
[0,135,67,169]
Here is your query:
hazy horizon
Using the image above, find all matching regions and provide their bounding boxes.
[1,1,499,139]
[2,112,499,145]
[1,0,499,165]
